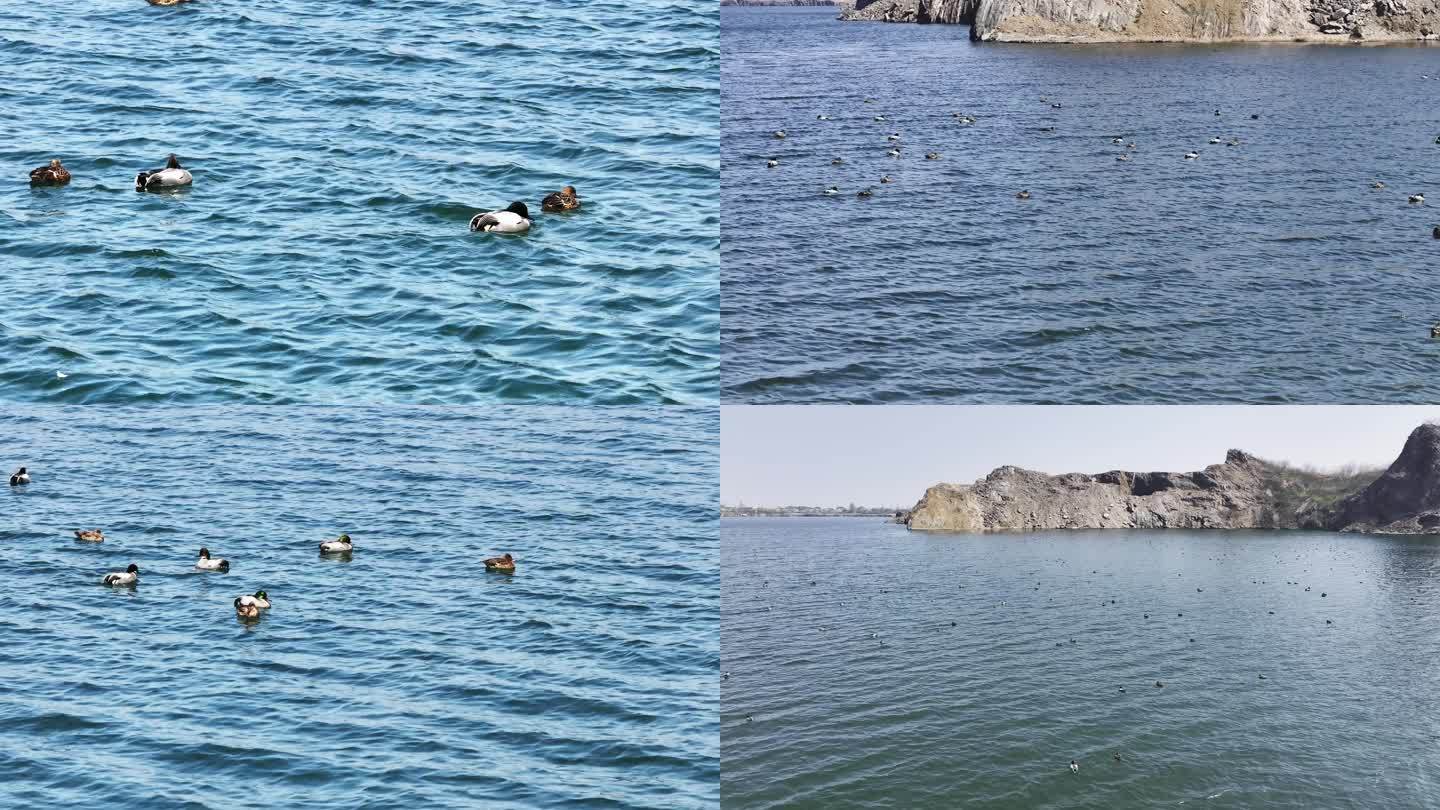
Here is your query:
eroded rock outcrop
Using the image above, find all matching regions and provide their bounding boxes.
[843,0,1440,43]
[904,426,1440,535]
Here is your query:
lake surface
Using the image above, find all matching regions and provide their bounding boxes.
[722,517,1440,808]
[722,7,1440,403]
[0,406,718,808]
[1,0,717,404]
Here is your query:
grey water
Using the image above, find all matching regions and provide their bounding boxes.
[2,0,718,403]
[722,7,1440,403]
[722,517,1440,808]
[0,406,718,808]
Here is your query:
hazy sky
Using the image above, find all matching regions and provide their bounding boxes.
[721,406,1440,507]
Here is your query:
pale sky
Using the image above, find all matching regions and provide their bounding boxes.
[721,406,1440,508]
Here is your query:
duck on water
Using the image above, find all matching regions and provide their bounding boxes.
[135,154,192,192]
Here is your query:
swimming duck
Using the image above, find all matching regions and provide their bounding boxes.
[880,175,892,184]
[1214,108,1222,116]
[1258,674,1268,680]
[196,548,231,572]
[102,564,139,587]
[886,148,900,157]
[817,114,831,120]
[874,115,886,122]
[148,0,193,5]
[831,157,844,165]
[1113,753,1123,762]
[824,186,839,195]
[1373,181,1386,189]
[319,534,353,554]
[234,597,261,619]
[236,590,271,610]
[766,159,778,168]
[29,159,71,186]
[1111,138,1124,145]
[541,186,581,212]
[1069,760,1079,774]
[857,188,873,198]
[135,154,192,192]
[925,152,940,160]
[1227,139,1240,146]
[1251,114,1260,119]
[1051,103,1062,109]
[484,552,516,573]
[1116,154,1130,162]
[887,132,901,141]
[1433,225,1439,239]
[470,202,532,233]
[9,467,30,486]
[1184,152,1199,160]
[1209,137,1221,144]
[1410,194,1425,204]
[1016,190,1031,200]
[74,529,105,543]
[773,130,786,139]
[955,115,976,124]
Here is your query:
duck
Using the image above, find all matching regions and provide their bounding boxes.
[1111,137,1124,145]
[1409,194,1425,204]
[148,0,194,5]
[541,186,580,212]
[1016,190,1031,200]
[1433,225,1440,239]
[29,159,71,186]
[1069,760,1079,774]
[773,130,787,139]
[925,152,940,160]
[1373,181,1386,189]
[196,548,231,572]
[1116,154,1130,162]
[857,188,874,198]
[1214,108,1222,116]
[234,597,261,619]
[1209,136,1221,144]
[135,154,192,192]
[1227,138,1240,146]
[484,552,516,573]
[1051,103,1062,109]
[1114,753,1124,762]
[236,590,271,610]
[1155,680,1164,688]
[74,529,105,543]
[470,202,532,233]
[766,159,778,168]
[102,564,139,587]
[831,157,844,165]
[9,467,30,486]
[880,175,892,184]
[824,186,840,195]
[873,115,886,122]
[887,133,901,141]
[319,534,353,554]
[1184,152,1199,160]
[817,114,831,120]
[886,148,900,158]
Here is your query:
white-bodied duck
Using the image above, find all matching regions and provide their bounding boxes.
[102,564,139,587]
[135,154,192,192]
[196,547,231,572]
[470,202,532,233]
[319,534,353,554]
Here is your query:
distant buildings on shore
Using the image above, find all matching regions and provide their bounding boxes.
[720,502,903,517]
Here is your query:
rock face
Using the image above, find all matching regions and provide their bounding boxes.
[1331,423,1440,533]
[843,0,1440,43]
[904,427,1440,535]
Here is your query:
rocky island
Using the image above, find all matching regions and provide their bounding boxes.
[902,422,1440,535]
[839,0,1440,43]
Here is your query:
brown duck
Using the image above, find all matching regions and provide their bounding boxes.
[541,186,581,212]
[484,553,516,573]
[30,159,71,186]
[74,529,105,543]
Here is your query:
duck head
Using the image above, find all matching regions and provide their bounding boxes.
[49,159,63,169]
[199,547,211,559]
[503,553,513,562]
[15,467,26,475]
[126,564,139,574]
[506,202,530,219]
[561,185,577,198]
[339,534,352,544]
[255,590,269,601]
[166,154,182,169]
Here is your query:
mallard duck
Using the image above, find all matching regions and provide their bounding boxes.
[74,529,105,543]
[9,467,29,486]
[1016,190,1031,200]
[196,547,231,572]
[319,534,353,553]
[234,597,261,619]
[484,553,515,572]
[135,154,192,192]
[236,590,271,610]
[470,202,531,233]
[102,564,139,587]
[29,159,71,186]
[541,186,581,212]
[1410,194,1425,204]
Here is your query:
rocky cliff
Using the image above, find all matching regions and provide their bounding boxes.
[905,424,1440,535]
[841,0,1440,43]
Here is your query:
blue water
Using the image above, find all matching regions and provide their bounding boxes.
[0,406,718,807]
[722,517,1440,808]
[1,0,718,403]
[722,7,1440,403]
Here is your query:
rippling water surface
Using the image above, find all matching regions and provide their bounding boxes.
[0,407,717,807]
[1,1,717,403]
[722,517,1440,808]
[722,8,1440,403]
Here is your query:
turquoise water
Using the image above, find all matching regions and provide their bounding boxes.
[723,517,1440,808]
[723,7,1440,403]
[1,407,718,807]
[1,1,717,403]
